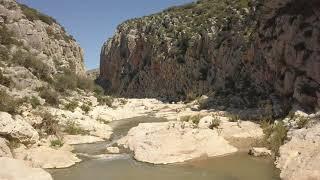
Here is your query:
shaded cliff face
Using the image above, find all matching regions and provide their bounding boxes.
[100,0,319,113]
[0,0,85,76]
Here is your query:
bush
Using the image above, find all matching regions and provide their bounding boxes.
[296,116,310,129]
[30,96,41,108]
[0,90,19,114]
[37,112,59,136]
[77,76,95,91]
[64,101,79,112]
[261,120,288,155]
[39,87,59,106]
[64,120,88,135]
[19,4,57,25]
[191,115,202,125]
[228,115,240,122]
[54,74,77,92]
[180,115,191,122]
[80,104,91,114]
[210,116,221,129]
[50,139,64,148]
[97,95,114,107]
[0,70,11,87]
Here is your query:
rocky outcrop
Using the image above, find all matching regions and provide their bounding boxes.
[276,123,320,180]
[0,112,39,144]
[0,157,53,180]
[0,0,85,75]
[0,137,12,157]
[118,121,238,164]
[100,0,320,113]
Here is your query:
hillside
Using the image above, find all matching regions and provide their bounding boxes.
[99,0,320,117]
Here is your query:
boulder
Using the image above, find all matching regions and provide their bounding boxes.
[106,147,120,154]
[14,145,81,169]
[0,157,53,180]
[276,123,320,180]
[0,112,39,144]
[0,137,12,158]
[249,147,271,157]
[118,122,237,164]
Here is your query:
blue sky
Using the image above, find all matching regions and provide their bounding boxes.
[17,0,193,70]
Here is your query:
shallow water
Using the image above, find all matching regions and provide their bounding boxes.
[50,117,280,180]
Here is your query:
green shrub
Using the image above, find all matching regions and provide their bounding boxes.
[64,120,88,135]
[261,120,288,155]
[39,87,59,106]
[228,115,240,122]
[0,26,21,46]
[64,101,79,112]
[0,70,11,87]
[97,95,114,107]
[50,139,64,148]
[54,74,77,92]
[19,4,57,25]
[0,90,19,114]
[37,112,59,136]
[296,116,310,129]
[30,96,41,108]
[93,85,104,95]
[80,104,91,114]
[77,76,95,91]
[190,115,202,125]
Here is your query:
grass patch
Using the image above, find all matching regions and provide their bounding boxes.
[97,95,114,107]
[19,4,57,25]
[64,120,88,135]
[228,115,240,122]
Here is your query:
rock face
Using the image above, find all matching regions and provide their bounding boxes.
[0,112,39,144]
[99,0,320,112]
[0,157,53,180]
[0,137,12,157]
[0,0,85,75]
[118,122,237,164]
[276,123,320,180]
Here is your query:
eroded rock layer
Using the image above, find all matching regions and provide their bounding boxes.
[100,0,320,113]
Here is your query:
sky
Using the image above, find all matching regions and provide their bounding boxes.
[17,0,193,70]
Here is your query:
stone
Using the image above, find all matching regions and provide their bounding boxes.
[276,123,320,180]
[198,116,214,129]
[15,145,81,169]
[249,147,272,157]
[118,122,237,164]
[0,157,53,180]
[0,137,12,158]
[64,135,104,145]
[106,147,120,154]
[0,112,39,144]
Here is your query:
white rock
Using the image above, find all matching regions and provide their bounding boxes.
[0,112,39,144]
[276,123,320,180]
[15,145,81,169]
[106,147,120,154]
[118,122,237,164]
[0,137,12,158]
[249,147,271,157]
[0,157,53,180]
[198,116,214,129]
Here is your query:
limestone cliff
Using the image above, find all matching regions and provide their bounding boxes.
[99,0,320,115]
[0,0,85,78]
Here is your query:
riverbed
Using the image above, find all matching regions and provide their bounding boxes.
[50,117,280,180]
